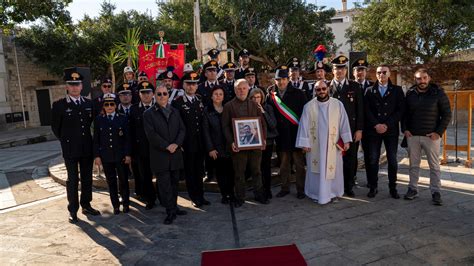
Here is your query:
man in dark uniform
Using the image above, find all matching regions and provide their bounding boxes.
[245,68,264,93]
[51,67,101,224]
[123,66,140,104]
[220,62,237,102]
[117,84,133,117]
[137,71,149,83]
[156,67,183,104]
[235,49,259,85]
[329,55,364,197]
[352,58,373,91]
[287,57,312,99]
[309,60,331,99]
[172,71,210,208]
[197,59,220,108]
[207,48,224,81]
[267,66,307,199]
[351,58,373,186]
[129,81,159,209]
[364,64,404,199]
[92,77,114,118]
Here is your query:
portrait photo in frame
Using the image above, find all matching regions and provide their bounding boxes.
[232,117,264,150]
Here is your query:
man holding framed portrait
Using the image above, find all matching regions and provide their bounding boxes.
[222,79,268,207]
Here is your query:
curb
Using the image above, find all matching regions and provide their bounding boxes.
[0,132,56,149]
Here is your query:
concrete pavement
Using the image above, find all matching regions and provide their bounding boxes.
[0,126,55,149]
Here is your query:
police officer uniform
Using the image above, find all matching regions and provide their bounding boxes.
[116,85,134,117]
[51,67,100,223]
[329,55,364,196]
[172,71,210,207]
[93,78,118,118]
[93,94,131,214]
[197,60,220,108]
[219,62,237,102]
[287,57,312,100]
[157,68,184,104]
[129,81,159,209]
[308,60,331,98]
[207,48,225,80]
[137,71,149,83]
[123,66,140,104]
[244,67,265,93]
[351,59,374,91]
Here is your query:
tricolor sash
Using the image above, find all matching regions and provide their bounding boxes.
[270,92,299,125]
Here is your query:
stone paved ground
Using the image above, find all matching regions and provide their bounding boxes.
[1,158,473,265]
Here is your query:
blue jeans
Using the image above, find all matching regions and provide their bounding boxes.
[365,134,399,190]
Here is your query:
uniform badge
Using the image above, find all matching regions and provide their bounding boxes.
[119,129,124,136]
[66,108,72,113]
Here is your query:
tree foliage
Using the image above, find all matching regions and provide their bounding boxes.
[0,0,72,30]
[346,0,474,64]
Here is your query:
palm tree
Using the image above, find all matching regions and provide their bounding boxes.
[115,27,141,70]
[101,48,122,92]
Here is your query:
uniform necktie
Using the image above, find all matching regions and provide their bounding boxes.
[337,82,342,92]
[125,108,129,115]
[108,115,113,121]
[75,100,80,106]
[145,105,149,110]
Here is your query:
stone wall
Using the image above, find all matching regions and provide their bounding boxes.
[0,34,62,130]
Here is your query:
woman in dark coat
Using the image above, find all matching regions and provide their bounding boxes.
[249,88,278,199]
[93,94,131,215]
[143,85,187,225]
[202,86,235,204]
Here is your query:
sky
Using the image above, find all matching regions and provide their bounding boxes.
[66,0,359,22]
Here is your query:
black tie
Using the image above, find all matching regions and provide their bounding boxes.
[108,115,113,121]
[145,105,149,110]
[125,109,129,115]
[75,100,80,106]
[337,83,342,92]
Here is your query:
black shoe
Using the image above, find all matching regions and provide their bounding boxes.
[296,192,306,199]
[176,209,187,215]
[192,201,203,208]
[82,206,101,216]
[201,198,211,205]
[145,203,155,210]
[68,213,78,224]
[164,214,176,225]
[255,195,270,204]
[344,190,355,198]
[390,189,400,199]
[123,206,130,213]
[203,176,216,183]
[113,208,120,215]
[276,190,290,198]
[404,188,419,200]
[367,188,378,198]
[221,197,230,204]
[432,192,442,206]
[265,190,273,199]
[233,199,244,208]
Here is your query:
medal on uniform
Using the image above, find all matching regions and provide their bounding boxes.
[119,129,123,136]
[350,97,353,102]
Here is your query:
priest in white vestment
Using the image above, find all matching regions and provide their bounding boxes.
[296,81,352,204]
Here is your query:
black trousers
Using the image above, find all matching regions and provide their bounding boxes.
[365,135,399,190]
[136,155,158,205]
[183,151,205,203]
[205,155,216,179]
[343,141,359,192]
[103,161,130,208]
[155,170,180,215]
[214,156,234,198]
[64,156,93,214]
[261,143,274,194]
[131,158,142,196]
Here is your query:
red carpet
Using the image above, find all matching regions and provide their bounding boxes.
[201,244,307,266]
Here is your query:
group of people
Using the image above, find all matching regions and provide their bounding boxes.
[51,48,452,226]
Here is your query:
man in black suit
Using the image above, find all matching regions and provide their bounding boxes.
[129,81,158,209]
[143,84,187,225]
[51,67,101,224]
[329,55,364,197]
[364,64,405,199]
[173,71,210,208]
[287,57,312,99]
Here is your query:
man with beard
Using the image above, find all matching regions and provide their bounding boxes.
[296,80,352,204]
[402,68,451,206]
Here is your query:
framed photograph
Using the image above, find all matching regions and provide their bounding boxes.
[232,117,264,150]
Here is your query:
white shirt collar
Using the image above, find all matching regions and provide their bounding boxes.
[185,93,195,102]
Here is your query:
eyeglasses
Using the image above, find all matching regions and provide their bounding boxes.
[315,87,327,92]
[102,85,112,88]
[156,92,169,97]
[103,102,116,107]
[376,71,388,75]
